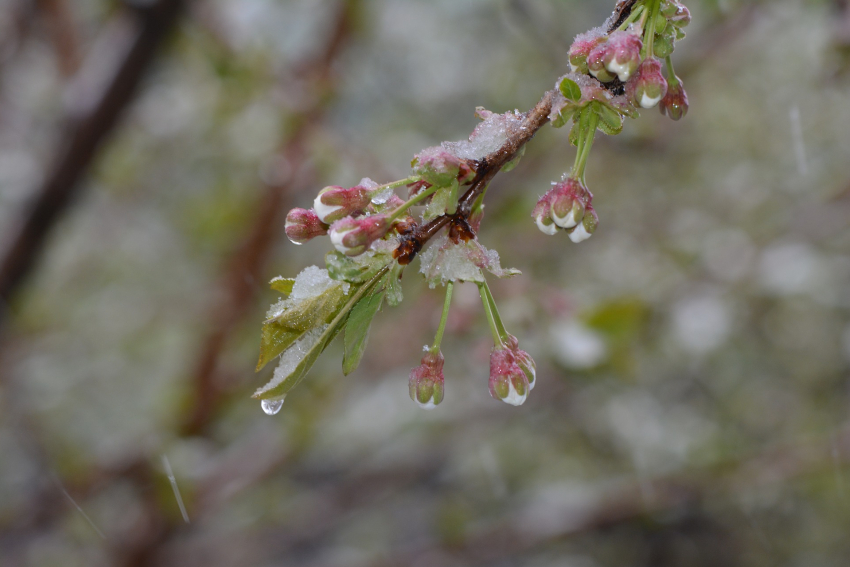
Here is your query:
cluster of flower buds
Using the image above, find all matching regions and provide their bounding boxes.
[329,214,391,256]
[587,30,642,83]
[408,350,446,409]
[532,177,599,243]
[489,345,531,406]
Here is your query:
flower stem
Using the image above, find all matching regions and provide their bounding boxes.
[644,0,660,58]
[665,55,679,87]
[481,280,510,341]
[376,176,419,192]
[617,4,645,32]
[387,184,441,222]
[477,282,504,347]
[571,109,599,183]
[431,281,453,351]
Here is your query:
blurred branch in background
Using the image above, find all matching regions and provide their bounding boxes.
[36,0,81,77]
[0,0,184,331]
[181,0,363,437]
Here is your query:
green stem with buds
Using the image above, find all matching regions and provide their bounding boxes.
[387,184,441,222]
[431,281,453,352]
[571,109,599,184]
[478,282,504,347]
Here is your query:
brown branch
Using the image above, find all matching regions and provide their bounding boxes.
[37,0,81,77]
[0,0,185,329]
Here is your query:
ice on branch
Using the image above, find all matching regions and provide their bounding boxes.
[419,234,520,289]
[442,109,525,161]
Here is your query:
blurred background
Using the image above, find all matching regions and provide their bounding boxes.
[1,0,850,565]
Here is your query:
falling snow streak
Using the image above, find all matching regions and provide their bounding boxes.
[161,455,190,524]
[54,475,106,540]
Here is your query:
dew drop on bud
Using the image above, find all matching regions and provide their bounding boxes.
[261,399,284,415]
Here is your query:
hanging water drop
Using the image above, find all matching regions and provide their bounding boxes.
[261,398,284,415]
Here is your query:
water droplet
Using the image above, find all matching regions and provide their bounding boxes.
[261,399,284,415]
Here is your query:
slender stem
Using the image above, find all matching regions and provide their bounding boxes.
[481,280,509,341]
[477,282,504,347]
[387,184,441,222]
[577,112,598,184]
[665,55,679,86]
[375,175,419,192]
[571,109,599,183]
[644,0,660,58]
[431,281,453,351]
[617,4,645,32]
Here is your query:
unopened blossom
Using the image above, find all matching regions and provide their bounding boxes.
[666,3,691,27]
[548,178,591,229]
[632,59,668,109]
[413,146,469,187]
[588,31,642,83]
[284,208,328,245]
[489,346,530,406]
[409,350,445,409]
[505,334,536,391]
[329,214,390,256]
[531,193,558,235]
[567,203,598,243]
[313,184,373,224]
[568,31,606,75]
[659,78,689,120]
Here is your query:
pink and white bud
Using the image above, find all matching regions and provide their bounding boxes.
[409,350,445,409]
[413,146,464,187]
[567,203,598,243]
[531,193,558,235]
[489,347,529,406]
[659,78,689,121]
[284,208,328,245]
[569,32,606,75]
[589,31,643,83]
[313,185,372,224]
[328,214,391,257]
[668,3,691,27]
[632,59,668,109]
[548,178,591,229]
[504,334,537,391]
[587,42,616,83]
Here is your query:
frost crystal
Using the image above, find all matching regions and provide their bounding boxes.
[419,234,519,288]
[442,110,524,161]
[254,324,328,397]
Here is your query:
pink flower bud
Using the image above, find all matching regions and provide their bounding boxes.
[409,350,445,409]
[589,31,643,83]
[548,178,591,229]
[568,32,606,75]
[313,185,372,224]
[413,146,465,187]
[284,208,328,245]
[328,214,391,257]
[668,3,690,27]
[504,334,536,391]
[659,78,689,121]
[489,347,529,406]
[531,193,558,235]
[631,59,668,109]
[567,203,598,243]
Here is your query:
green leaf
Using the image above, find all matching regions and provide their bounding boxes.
[386,261,404,306]
[254,268,389,400]
[343,278,387,375]
[501,145,526,173]
[592,101,624,136]
[326,250,390,284]
[256,281,354,370]
[269,277,295,295]
[558,77,582,101]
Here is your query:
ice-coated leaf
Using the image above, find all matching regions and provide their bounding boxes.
[269,277,295,295]
[255,268,389,400]
[419,234,520,289]
[423,185,454,222]
[257,281,355,371]
[342,276,387,375]
[559,77,582,101]
[386,261,404,306]
[326,250,391,284]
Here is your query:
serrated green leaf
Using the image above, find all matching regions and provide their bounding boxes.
[254,268,389,400]
[593,101,624,136]
[256,282,354,370]
[558,77,582,101]
[423,185,453,222]
[343,278,387,375]
[326,250,390,284]
[269,277,295,295]
[386,261,404,306]
[568,120,581,146]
